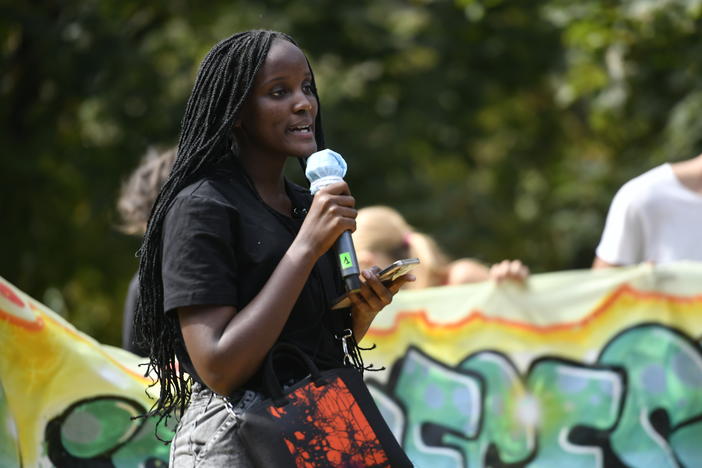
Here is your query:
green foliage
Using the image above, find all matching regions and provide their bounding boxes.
[2,0,701,344]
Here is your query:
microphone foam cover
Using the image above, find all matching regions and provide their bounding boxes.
[305,149,347,194]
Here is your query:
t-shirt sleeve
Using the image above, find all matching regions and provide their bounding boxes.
[162,194,238,313]
[595,182,643,265]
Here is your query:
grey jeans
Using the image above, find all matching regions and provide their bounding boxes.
[169,382,262,467]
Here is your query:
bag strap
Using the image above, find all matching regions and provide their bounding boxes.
[262,343,322,402]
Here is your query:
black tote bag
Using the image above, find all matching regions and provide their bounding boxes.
[239,343,413,467]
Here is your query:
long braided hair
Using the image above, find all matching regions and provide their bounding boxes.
[134,30,325,423]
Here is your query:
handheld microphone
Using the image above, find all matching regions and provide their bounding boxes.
[305,149,361,293]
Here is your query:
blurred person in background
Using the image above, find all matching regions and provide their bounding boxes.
[593,153,702,268]
[353,205,528,288]
[116,146,176,355]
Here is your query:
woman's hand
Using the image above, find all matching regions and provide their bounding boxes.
[294,181,357,259]
[348,266,415,341]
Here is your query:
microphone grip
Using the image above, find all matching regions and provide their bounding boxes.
[335,231,361,293]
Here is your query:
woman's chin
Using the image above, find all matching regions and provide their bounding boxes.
[291,144,318,159]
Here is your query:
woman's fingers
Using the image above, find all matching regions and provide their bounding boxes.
[349,268,387,312]
[312,186,357,231]
[361,269,393,307]
[316,181,354,199]
[387,273,416,292]
[349,266,415,312]
[298,182,358,256]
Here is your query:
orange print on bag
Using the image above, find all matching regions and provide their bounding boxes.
[268,376,390,467]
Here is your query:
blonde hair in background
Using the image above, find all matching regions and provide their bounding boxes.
[403,232,450,288]
[116,147,177,236]
[354,206,458,288]
[354,206,412,260]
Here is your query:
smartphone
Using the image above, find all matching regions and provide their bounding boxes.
[377,257,420,283]
[331,258,420,310]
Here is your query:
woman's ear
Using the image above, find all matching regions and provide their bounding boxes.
[227,129,240,154]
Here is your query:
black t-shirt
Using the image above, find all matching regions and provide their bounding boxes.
[161,166,350,392]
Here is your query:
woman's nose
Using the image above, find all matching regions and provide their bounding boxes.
[292,91,314,113]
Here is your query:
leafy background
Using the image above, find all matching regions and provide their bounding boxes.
[2,0,701,345]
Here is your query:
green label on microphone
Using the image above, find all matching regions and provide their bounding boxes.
[339,252,354,269]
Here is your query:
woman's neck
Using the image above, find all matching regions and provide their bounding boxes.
[239,151,291,215]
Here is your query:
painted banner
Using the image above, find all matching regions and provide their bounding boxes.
[0,276,172,468]
[2,262,702,467]
[360,262,702,468]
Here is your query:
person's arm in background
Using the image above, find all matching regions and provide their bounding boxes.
[592,257,622,269]
[592,180,643,269]
[446,257,530,285]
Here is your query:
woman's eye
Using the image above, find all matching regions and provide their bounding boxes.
[302,83,314,94]
[270,88,287,97]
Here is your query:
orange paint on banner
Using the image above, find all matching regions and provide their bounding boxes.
[0,279,44,330]
[0,306,44,330]
[367,284,702,338]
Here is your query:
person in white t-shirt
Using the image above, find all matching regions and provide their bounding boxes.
[593,153,702,268]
